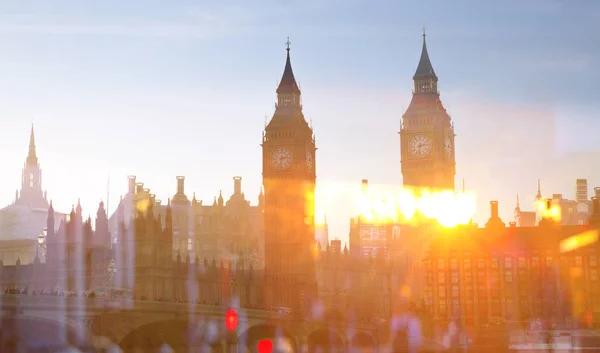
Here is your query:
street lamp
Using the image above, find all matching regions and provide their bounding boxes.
[229,278,236,302]
[107,259,116,290]
[37,228,47,261]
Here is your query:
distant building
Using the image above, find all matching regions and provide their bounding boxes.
[516,179,594,226]
[0,126,64,265]
[424,199,599,327]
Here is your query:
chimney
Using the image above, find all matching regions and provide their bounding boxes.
[135,182,144,194]
[128,176,136,194]
[233,176,242,195]
[595,187,600,198]
[576,179,588,202]
[361,179,368,193]
[176,176,185,195]
[490,201,499,218]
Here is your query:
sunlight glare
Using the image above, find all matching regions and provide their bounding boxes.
[354,186,476,228]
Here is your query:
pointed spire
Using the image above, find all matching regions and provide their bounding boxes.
[276,37,300,95]
[536,179,542,200]
[413,28,437,81]
[218,190,224,207]
[258,187,264,206]
[26,124,38,165]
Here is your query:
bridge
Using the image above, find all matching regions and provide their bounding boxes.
[0,294,387,352]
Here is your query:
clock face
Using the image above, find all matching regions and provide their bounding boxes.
[271,147,293,170]
[306,151,313,171]
[444,136,453,157]
[409,134,431,157]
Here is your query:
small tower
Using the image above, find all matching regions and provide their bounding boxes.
[514,194,521,225]
[15,125,48,209]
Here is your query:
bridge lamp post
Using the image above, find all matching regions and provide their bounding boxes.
[229,278,236,303]
[107,259,116,290]
[37,228,47,261]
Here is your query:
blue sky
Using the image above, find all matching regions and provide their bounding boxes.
[0,0,599,242]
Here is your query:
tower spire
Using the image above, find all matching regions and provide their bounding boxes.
[276,37,300,95]
[536,179,542,200]
[27,124,38,166]
[413,29,437,81]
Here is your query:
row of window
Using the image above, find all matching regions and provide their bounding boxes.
[430,268,600,286]
[431,255,598,270]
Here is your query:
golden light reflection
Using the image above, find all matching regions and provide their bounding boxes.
[560,229,599,253]
[536,199,561,222]
[314,207,326,225]
[136,199,150,213]
[354,187,477,228]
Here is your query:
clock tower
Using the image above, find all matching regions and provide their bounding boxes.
[262,39,317,308]
[400,31,456,191]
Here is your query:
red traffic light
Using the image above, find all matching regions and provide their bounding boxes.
[225,308,238,331]
[257,339,273,353]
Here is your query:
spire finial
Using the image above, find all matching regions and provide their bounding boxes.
[26,124,38,165]
[285,37,291,52]
[422,26,427,38]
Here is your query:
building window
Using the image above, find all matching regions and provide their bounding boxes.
[518,257,526,268]
[491,258,499,268]
[187,238,192,251]
[478,259,485,269]
[504,258,512,268]
[464,272,472,283]
[532,257,539,268]
[591,270,598,281]
[546,256,553,266]
[438,286,446,297]
[452,286,459,297]
[575,256,583,267]
[464,259,471,269]
[451,259,458,270]
[591,256,598,267]
[452,273,459,284]
[438,259,445,269]
[438,274,445,284]
[505,273,513,282]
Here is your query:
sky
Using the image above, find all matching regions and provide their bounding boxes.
[0,0,599,244]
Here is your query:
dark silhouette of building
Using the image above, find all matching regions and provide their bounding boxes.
[108,175,265,269]
[262,39,318,308]
[400,32,456,190]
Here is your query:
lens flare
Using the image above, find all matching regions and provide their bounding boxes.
[536,199,561,222]
[354,187,476,228]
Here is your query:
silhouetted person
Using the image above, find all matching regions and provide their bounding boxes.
[391,299,423,353]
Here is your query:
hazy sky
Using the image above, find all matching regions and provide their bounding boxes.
[0,0,599,244]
